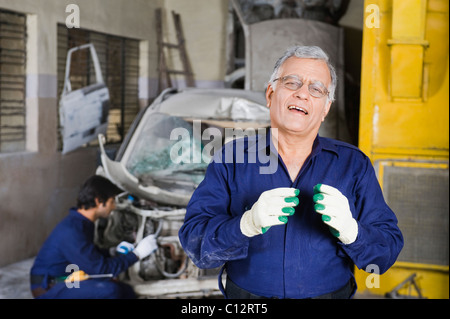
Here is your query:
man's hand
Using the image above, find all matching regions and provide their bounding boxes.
[133,234,158,259]
[240,188,299,237]
[116,241,135,254]
[313,184,358,244]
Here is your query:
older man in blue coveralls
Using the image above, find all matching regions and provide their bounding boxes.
[30,175,157,299]
[178,46,403,299]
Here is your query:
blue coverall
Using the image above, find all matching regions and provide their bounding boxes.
[179,133,404,298]
[30,208,138,298]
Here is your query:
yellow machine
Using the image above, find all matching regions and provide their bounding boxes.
[355,0,449,298]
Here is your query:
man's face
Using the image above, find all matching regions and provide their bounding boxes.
[265,57,332,138]
[96,197,116,219]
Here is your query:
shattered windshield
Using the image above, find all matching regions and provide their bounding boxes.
[125,112,210,191]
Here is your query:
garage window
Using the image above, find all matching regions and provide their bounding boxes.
[0,10,26,153]
[57,25,140,149]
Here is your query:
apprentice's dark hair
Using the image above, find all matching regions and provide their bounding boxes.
[76,175,122,209]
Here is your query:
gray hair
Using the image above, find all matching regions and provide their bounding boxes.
[269,46,337,102]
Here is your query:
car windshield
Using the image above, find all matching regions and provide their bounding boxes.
[124,112,210,194]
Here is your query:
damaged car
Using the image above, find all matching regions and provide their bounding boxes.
[95,87,270,298]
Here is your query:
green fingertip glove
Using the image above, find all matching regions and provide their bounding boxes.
[240,188,299,237]
[312,184,358,244]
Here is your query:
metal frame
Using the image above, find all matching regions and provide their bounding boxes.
[57,25,140,146]
[0,9,27,153]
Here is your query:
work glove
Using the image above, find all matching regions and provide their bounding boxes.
[240,187,299,237]
[313,184,358,245]
[116,241,135,254]
[133,234,158,259]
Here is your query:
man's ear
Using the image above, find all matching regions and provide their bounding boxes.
[94,198,104,208]
[322,100,332,122]
[265,84,274,108]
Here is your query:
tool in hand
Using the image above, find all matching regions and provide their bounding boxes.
[65,270,113,283]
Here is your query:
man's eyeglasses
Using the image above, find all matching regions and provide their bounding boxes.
[273,75,329,98]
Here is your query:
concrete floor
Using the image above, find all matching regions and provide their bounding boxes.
[0,258,34,299]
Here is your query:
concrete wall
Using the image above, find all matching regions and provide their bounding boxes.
[163,0,229,89]
[0,0,362,267]
[0,0,229,267]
